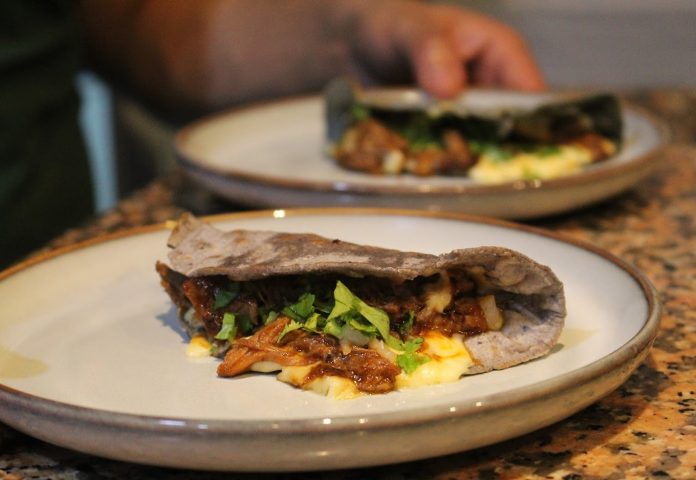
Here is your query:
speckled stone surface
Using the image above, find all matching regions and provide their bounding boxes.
[1,90,695,480]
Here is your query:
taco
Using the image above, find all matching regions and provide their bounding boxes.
[156,214,565,398]
[326,78,622,184]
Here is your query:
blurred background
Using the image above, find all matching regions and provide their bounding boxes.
[79,0,696,213]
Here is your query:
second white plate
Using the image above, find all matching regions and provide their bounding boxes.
[176,90,668,219]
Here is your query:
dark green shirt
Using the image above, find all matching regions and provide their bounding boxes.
[0,0,94,269]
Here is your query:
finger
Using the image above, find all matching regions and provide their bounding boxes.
[409,34,466,98]
[452,17,546,91]
[486,29,546,91]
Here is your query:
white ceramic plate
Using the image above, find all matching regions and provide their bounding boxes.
[176,90,668,219]
[0,210,659,471]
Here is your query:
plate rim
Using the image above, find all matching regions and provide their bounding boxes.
[174,91,670,196]
[0,208,661,437]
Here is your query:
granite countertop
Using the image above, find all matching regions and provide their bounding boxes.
[1,90,695,480]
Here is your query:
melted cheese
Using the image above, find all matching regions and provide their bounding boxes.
[469,145,595,185]
[277,364,361,400]
[424,273,452,314]
[270,332,474,398]
[185,335,211,358]
[250,361,283,373]
[396,332,473,389]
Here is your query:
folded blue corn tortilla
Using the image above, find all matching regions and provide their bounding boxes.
[157,214,565,398]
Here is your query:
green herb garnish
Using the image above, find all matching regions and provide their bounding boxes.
[273,281,428,375]
[277,320,305,342]
[396,337,430,374]
[322,317,343,338]
[328,281,402,348]
[534,145,561,157]
[351,104,371,121]
[264,310,279,325]
[485,146,514,162]
[213,283,240,309]
[215,312,237,341]
[282,292,316,322]
[470,141,513,162]
[237,314,254,335]
[399,311,415,336]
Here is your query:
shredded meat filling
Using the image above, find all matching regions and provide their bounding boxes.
[219,317,401,394]
[156,264,490,342]
[217,318,313,377]
[416,299,487,336]
[567,132,614,162]
[156,264,492,393]
[334,119,409,174]
[335,117,614,176]
[335,120,476,176]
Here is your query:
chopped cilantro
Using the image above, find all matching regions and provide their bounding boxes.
[277,313,324,342]
[397,351,431,374]
[396,337,430,374]
[304,312,323,332]
[237,314,254,335]
[468,140,486,155]
[348,317,378,335]
[214,312,237,341]
[399,311,415,335]
[470,141,513,162]
[323,318,343,338]
[213,283,240,309]
[277,320,305,342]
[282,292,316,321]
[313,296,333,315]
[327,282,353,320]
[272,281,415,351]
[485,146,514,163]
[401,337,424,353]
[535,145,561,157]
[264,310,279,325]
[409,138,441,152]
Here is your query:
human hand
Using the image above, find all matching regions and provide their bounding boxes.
[80,0,545,115]
[345,0,546,97]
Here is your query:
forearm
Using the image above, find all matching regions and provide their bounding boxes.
[80,0,371,115]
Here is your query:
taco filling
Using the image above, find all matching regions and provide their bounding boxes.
[326,80,622,184]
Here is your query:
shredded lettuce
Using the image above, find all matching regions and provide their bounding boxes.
[214,310,252,342]
[322,318,343,338]
[328,281,403,349]
[304,313,322,332]
[214,312,237,341]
